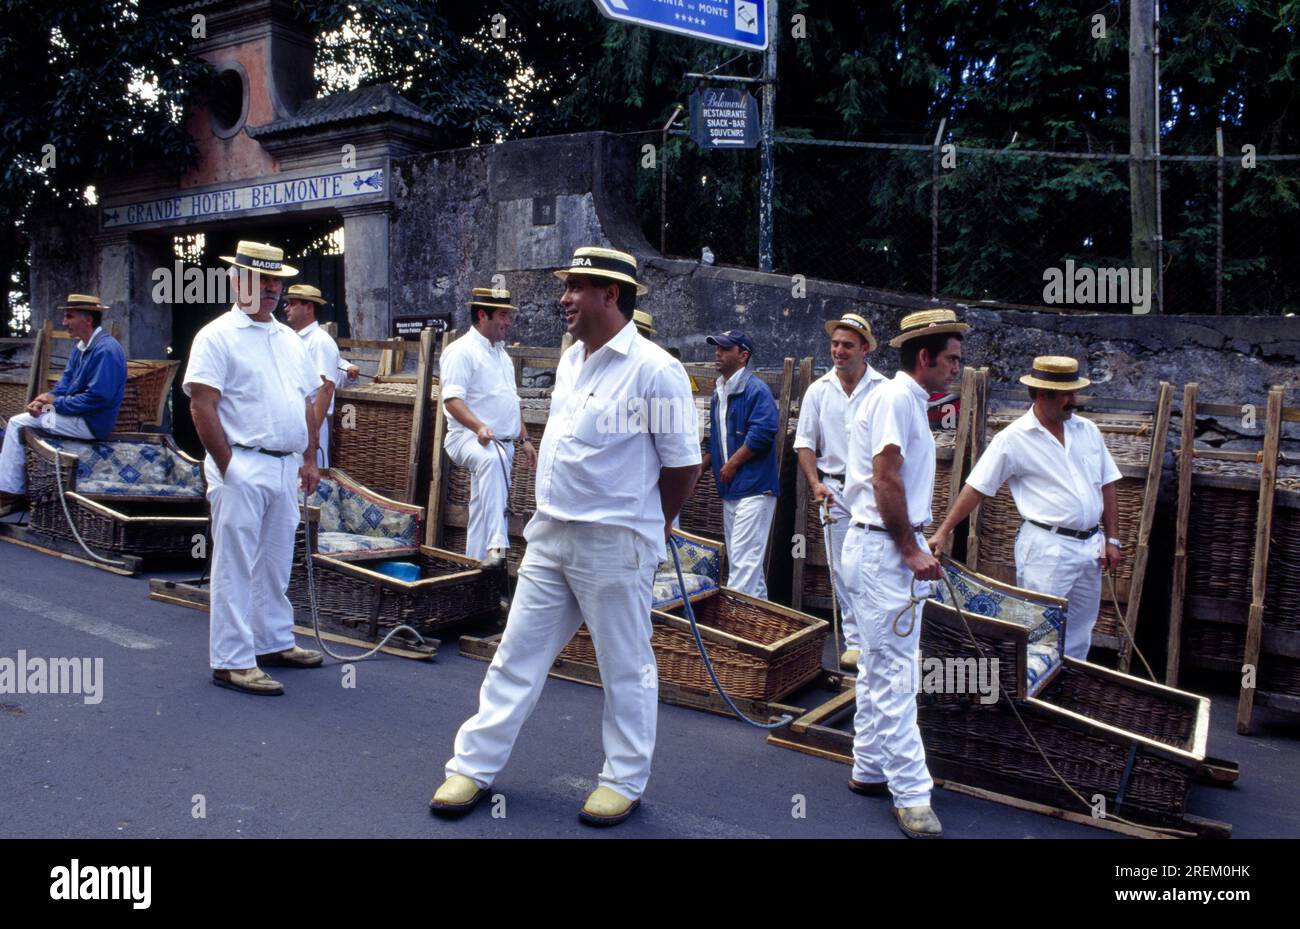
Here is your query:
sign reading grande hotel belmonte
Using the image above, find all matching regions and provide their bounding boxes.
[101,168,385,229]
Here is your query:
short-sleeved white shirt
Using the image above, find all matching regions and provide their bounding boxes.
[439,326,521,442]
[182,306,319,454]
[966,408,1123,531]
[844,371,936,528]
[534,320,701,558]
[297,321,343,416]
[793,365,886,477]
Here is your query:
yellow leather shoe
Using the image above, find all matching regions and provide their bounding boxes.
[578,786,641,827]
[895,804,943,839]
[840,649,861,671]
[258,645,324,668]
[429,775,487,817]
[212,667,284,696]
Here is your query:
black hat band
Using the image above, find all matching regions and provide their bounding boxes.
[235,253,283,271]
[1032,368,1079,383]
[567,254,636,279]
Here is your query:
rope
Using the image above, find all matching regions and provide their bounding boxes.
[50,448,129,568]
[668,535,793,730]
[490,437,514,516]
[904,557,1193,838]
[1106,568,1157,682]
[818,498,844,662]
[299,498,429,662]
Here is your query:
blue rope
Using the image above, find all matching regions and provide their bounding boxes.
[668,535,793,730]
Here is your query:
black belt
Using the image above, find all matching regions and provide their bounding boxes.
[1028,519,1099,540]
[853,522,925,533]
[233,444,293,459]
[817,471,845,483]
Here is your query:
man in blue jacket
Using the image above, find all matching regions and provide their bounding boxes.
[0,294,127,515]
[703,329,779,597]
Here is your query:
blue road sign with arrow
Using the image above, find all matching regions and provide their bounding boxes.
[592,0,768,51]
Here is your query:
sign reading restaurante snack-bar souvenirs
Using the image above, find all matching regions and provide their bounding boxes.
[101,168,385,230]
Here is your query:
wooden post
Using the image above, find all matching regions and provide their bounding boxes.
[764,357,796,580]
[790,356,815,611]
[1130,0,1160,312]
[425,329,453,548]
[1118,381,1172,673]
[1237,386,1283,734]
[963,368,990,566]
[404,328,435,504]
[943,366,977,553]
[24,320,53,404]
[1166,382,1198,686]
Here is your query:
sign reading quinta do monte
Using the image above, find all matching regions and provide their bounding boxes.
[592,0,767,51]
[100,168,385,230]
[689,87,760,148]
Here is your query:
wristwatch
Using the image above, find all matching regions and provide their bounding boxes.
[1106,537,1123,548]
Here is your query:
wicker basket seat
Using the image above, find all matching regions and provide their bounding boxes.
[301,468,422,556]
[652,530,725,607]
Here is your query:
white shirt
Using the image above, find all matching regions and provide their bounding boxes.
[297,321,343,416]
[793,364,886,477]
[77,327,104,353]
[713,365,751,461]
[845,371,936,529]
[534,320,701,557]
[182,306,320,454]
[966,408,1123,531]
[439,326,521,442]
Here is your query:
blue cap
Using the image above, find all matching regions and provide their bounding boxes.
[706,329,754,354]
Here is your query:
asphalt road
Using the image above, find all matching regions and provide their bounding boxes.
[1,538,1296,839]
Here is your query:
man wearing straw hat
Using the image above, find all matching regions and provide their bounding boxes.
[0,294,127,516]
[928,356,1122,660]
[184,240,325,696]
[439,287,536,570]
[282,284,342,468]
[794,312,886,671]
[841,308,967,839]
[431,246,701,827]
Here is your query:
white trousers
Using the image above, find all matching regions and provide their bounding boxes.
[820,477,859,652]
[446,518,659,800]
[722,493,776,598]
[842,526,934,808]
[1015,522,1103,661]
[205,448,301,670]
[445,432,514,560]
[0,411,95,494]
[315,417,330,469]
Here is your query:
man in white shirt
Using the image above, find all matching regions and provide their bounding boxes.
[841,308,967,839]
[183,240,325,697]
[928,356,1123,660]
[438,288,536,569]
[793,312,886,670]
[282,284,341,468]
[430,247,701,827]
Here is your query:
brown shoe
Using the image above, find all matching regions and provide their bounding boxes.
[895,804,943,839]
[212,667,284,696]
[0,491,28,517]
[257,645,323,668]
[848,777,890,797]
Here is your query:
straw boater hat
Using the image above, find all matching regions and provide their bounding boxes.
[824,312,877,351]
[467,287,516,312]
[1019,356,1091,392]
[219,240,299,277]
[554,246,648,295]
[633,309,656,336]
[284,284,326,305]
[887,308,970,348]
[59,294,111,313]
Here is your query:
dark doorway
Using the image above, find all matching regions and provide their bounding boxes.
[166,220,346,457]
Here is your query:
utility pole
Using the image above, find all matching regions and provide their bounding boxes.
[1130,0,1160,312]
[758,0,777,273]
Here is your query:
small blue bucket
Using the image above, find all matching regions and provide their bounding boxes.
[376,561,421,582]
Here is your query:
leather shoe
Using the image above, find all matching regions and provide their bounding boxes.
[212,667,284,696]
[479,548,508,572]
[848,777,889,797]
[895,804,943,839]
[258,645,323,668]
[579,786,640,827]
[429,775,488,817]
[840,648,860,671]
[0,491,28,517]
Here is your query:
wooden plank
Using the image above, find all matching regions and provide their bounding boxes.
[338,338,422,353]
[1166,384,1197,686]
[1237,386,1283,735]
[790,358,814,613]
[1182,653,1242,674]
[936,781,1193,839]
[1255,690,1300,716]
[964,368,990,568]
[0,523,140,576]
[290,625,439,661]
[425,330,453,548]
[763,357,797,580]
[405,328,435,504]
[1118,381,1171,673]
[1195,756,1240,787]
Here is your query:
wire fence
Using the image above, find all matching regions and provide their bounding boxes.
[639,130,1300,316]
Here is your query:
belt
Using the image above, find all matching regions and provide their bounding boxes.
[1028,519,1099,540]
[853,521,925,533]
[233,444,293,459]
[817,470,845,483]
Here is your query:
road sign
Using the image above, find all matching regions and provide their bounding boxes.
[689,87,760,148]
[592,0,768,51]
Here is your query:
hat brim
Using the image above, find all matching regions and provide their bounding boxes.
[1019,374,1091,391]
[59,303,111,313]
[287,295,327,305]
[553,267,649,296]
[888,322,971,348]
[635,323,658,336]
[220,255,300,277]
[467,301,518,312]
[824,319,878,351]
